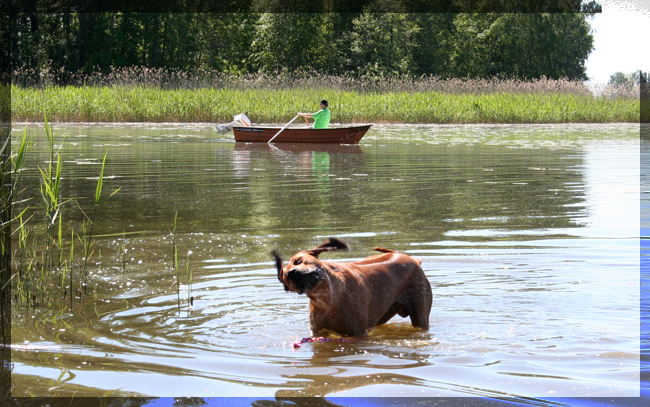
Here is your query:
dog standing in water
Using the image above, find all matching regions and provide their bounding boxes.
[272,238,432,337]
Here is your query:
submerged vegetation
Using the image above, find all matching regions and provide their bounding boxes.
[10,117,113,313]
[11,69,641,124]
[9,120,194,321]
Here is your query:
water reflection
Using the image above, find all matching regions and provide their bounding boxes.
[255,398,348,407]
[233,143,362,200]
[10,123,639,399]
[277,325,434,398]
[234,149,251,178]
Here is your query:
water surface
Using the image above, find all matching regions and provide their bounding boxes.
[11,123,639,399]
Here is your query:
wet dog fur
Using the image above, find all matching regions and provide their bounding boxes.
[272,238,432,337]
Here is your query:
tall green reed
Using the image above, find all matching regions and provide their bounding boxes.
[170,212,193,312]
[171,211,179,310]
[11,118,119,313]
[120,231,127,277]
[12,84,640,124]
[3,126,31,335]
[80,151,120,292]
[186,250,193,309]
[37,115,63,277]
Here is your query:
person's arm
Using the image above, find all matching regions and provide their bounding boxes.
[298,112,314,119]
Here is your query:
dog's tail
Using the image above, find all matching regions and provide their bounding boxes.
[318,237,349,251]
[373,247,422,266]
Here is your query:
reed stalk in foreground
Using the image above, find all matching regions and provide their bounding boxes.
[4,128,31,314]
[120,231,127,278]
[80,151,120,292]
[168,212,194,312]
[11,118,119,314]
[69,228,74,310]
[186,250,193,309]
[32,115,67,308]
[171,211,180,311]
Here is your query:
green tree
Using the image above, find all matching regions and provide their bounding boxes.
[251,13,329,73]
[609,70,649,86]
[200,14,258,74]
[410,13,456,77]
[315,13,361,75]
[80,14,204,71]
[11,14,46,72]
[631,70,649,86]
[155,14,203,70]
[608,72,632,87]
[10,8,600,82]
[448,13,593,80]
[349,13,420,77]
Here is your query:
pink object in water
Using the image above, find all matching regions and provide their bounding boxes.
[292,336,356,349]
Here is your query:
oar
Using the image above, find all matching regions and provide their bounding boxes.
[268,115,299,144]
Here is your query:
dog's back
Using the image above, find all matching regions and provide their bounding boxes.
[350,247,422,267]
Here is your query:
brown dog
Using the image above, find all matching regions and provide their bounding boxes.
[272,238,432,337]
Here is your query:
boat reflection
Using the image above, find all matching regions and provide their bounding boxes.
[232,143,364,182]
[234,142,363,155]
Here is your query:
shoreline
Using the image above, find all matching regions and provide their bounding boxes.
[9,121,642,127]
[11,118,640,125]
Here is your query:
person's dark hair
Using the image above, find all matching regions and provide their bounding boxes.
[320,100,328,107]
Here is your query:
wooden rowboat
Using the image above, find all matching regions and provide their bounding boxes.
[233,125,371,144]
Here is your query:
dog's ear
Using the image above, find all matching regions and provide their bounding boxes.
[306,237,349,257]
[270,249,283,275]
[270,249,290,291]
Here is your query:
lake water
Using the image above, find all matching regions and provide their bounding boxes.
[10,123,640,401]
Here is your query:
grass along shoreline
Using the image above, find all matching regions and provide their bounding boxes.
[12,85,640,124]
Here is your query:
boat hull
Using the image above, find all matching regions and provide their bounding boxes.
[233,125,371,144]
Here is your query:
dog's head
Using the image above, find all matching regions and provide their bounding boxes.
[271,238,349,295]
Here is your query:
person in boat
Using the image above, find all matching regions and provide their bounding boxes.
[298,100,331,129]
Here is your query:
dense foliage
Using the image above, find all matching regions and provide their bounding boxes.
[11,11,597,82]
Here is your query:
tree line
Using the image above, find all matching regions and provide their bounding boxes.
[608,70,649,87]
[11,11,599,83]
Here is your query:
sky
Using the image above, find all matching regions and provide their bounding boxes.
[584,0,650,83]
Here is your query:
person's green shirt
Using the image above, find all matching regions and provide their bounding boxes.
[311,108,330,129]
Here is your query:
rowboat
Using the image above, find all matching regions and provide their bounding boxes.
[232,125,372,144]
